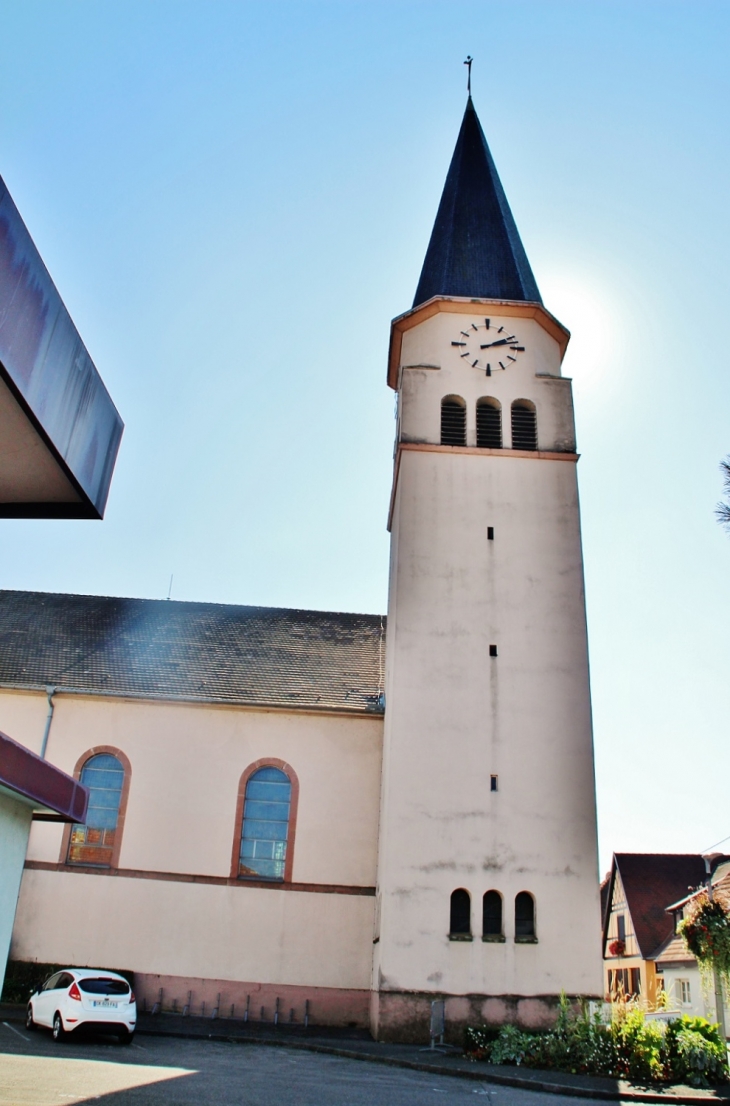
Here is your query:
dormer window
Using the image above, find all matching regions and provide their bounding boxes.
[441,396,466,446]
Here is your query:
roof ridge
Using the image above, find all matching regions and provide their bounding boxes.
[0,588,386,622]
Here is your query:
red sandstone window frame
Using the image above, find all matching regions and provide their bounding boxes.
[230,758,300,884]
[59,746,132,870]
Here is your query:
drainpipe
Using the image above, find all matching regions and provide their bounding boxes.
[703,853,727,1041]
[39,685,56,759]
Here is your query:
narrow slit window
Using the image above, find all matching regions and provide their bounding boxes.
[482,891,503,937]
[239,766,291,881]
[490,775,498,792]
[487,526,494,540]
[476,399,502,449]
[67,753,125,868]
[511,401,537,451]
[515,891,536,940]
[441,396,466,446]
[489,644,498,657]
[449,889,471,935]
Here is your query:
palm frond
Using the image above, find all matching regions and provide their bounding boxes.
[717,457,730,532]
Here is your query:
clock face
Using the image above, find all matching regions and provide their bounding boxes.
[451,319,525,376]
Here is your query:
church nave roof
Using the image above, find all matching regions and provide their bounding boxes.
[0,590,386,715]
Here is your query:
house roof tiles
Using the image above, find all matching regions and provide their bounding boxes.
[0,590,386,715]
[611,854,707,959]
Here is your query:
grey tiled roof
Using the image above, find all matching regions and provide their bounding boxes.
[0,590,386,714]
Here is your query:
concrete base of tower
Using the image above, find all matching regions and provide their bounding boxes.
[369,990,602,1044]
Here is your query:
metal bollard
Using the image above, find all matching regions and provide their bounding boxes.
[183,991,191,1017]
[151,988,163,1015]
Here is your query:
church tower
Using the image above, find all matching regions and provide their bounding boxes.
[372,98,601,1040]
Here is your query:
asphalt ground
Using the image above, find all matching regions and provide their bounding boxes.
[0,1021,598,1106]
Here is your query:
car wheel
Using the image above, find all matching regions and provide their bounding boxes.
[52,1013,66,1042]
[25,1005,36,1031]
[117,1029,134,1045]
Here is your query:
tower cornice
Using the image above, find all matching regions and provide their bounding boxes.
[387,296,570,389]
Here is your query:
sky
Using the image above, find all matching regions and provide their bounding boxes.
[1,0,729,872]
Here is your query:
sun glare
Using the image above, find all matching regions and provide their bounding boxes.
[541,269,629,400]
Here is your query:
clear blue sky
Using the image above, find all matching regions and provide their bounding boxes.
[1,1,729,872]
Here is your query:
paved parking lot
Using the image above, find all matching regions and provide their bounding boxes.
[0,1021,597,1106]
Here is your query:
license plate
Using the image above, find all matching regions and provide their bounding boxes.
[92,1000,118,1007]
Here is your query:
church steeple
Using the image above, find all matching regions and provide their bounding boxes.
[413,97,541,308]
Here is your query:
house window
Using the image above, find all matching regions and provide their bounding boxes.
[441,396,466,446]
[515,891,536,941]
[609,968,631,998]
[476,399,502,448]
[67,753,125,867]
[630,967,641,996]
[617,914,626,942]
[511,401,537,451]
[239,766,292,880]
[449,889,472,937]
[679,979,691,1005]
[482,890,503,939]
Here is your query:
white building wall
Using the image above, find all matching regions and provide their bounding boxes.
[374,303,601,1038]
[0,789,33,996]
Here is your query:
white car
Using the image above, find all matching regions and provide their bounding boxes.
[26,968,136,1043]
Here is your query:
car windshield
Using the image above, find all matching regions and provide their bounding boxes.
[77,978,130,996]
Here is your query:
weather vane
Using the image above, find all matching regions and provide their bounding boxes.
[464,56,473,96]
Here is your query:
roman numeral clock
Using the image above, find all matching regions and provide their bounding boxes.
[451,319,525,375]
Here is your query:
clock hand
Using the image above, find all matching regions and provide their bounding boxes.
[480,338,511,349]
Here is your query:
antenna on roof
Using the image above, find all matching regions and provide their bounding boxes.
[167,574,174,601]
[464,56,473,97]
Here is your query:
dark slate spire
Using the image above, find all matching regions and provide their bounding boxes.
[413,98,541,308]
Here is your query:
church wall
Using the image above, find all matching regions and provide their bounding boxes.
[0,690,382,887]
[377,446,601,999]
[12,867,374,1023]
[374,305,602,1039]
[3,689,382,1021]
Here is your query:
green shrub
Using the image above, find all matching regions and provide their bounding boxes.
[464,1005,728,1086]
[612,1008,664,1083]
[488,1025,537,1066]
[665,1016,728,1088]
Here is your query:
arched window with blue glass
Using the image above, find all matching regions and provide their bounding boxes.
[67,750,128,868]
[237,764,296,881]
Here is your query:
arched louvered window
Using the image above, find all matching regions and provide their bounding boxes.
[68,753,125,867]
[449,888,472,936]
[511,401,537,451]
[476,398,502,449]
[482,890,503,938]
[515,891,536,941]
[441,396,466,446]
[239,766,292,880]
